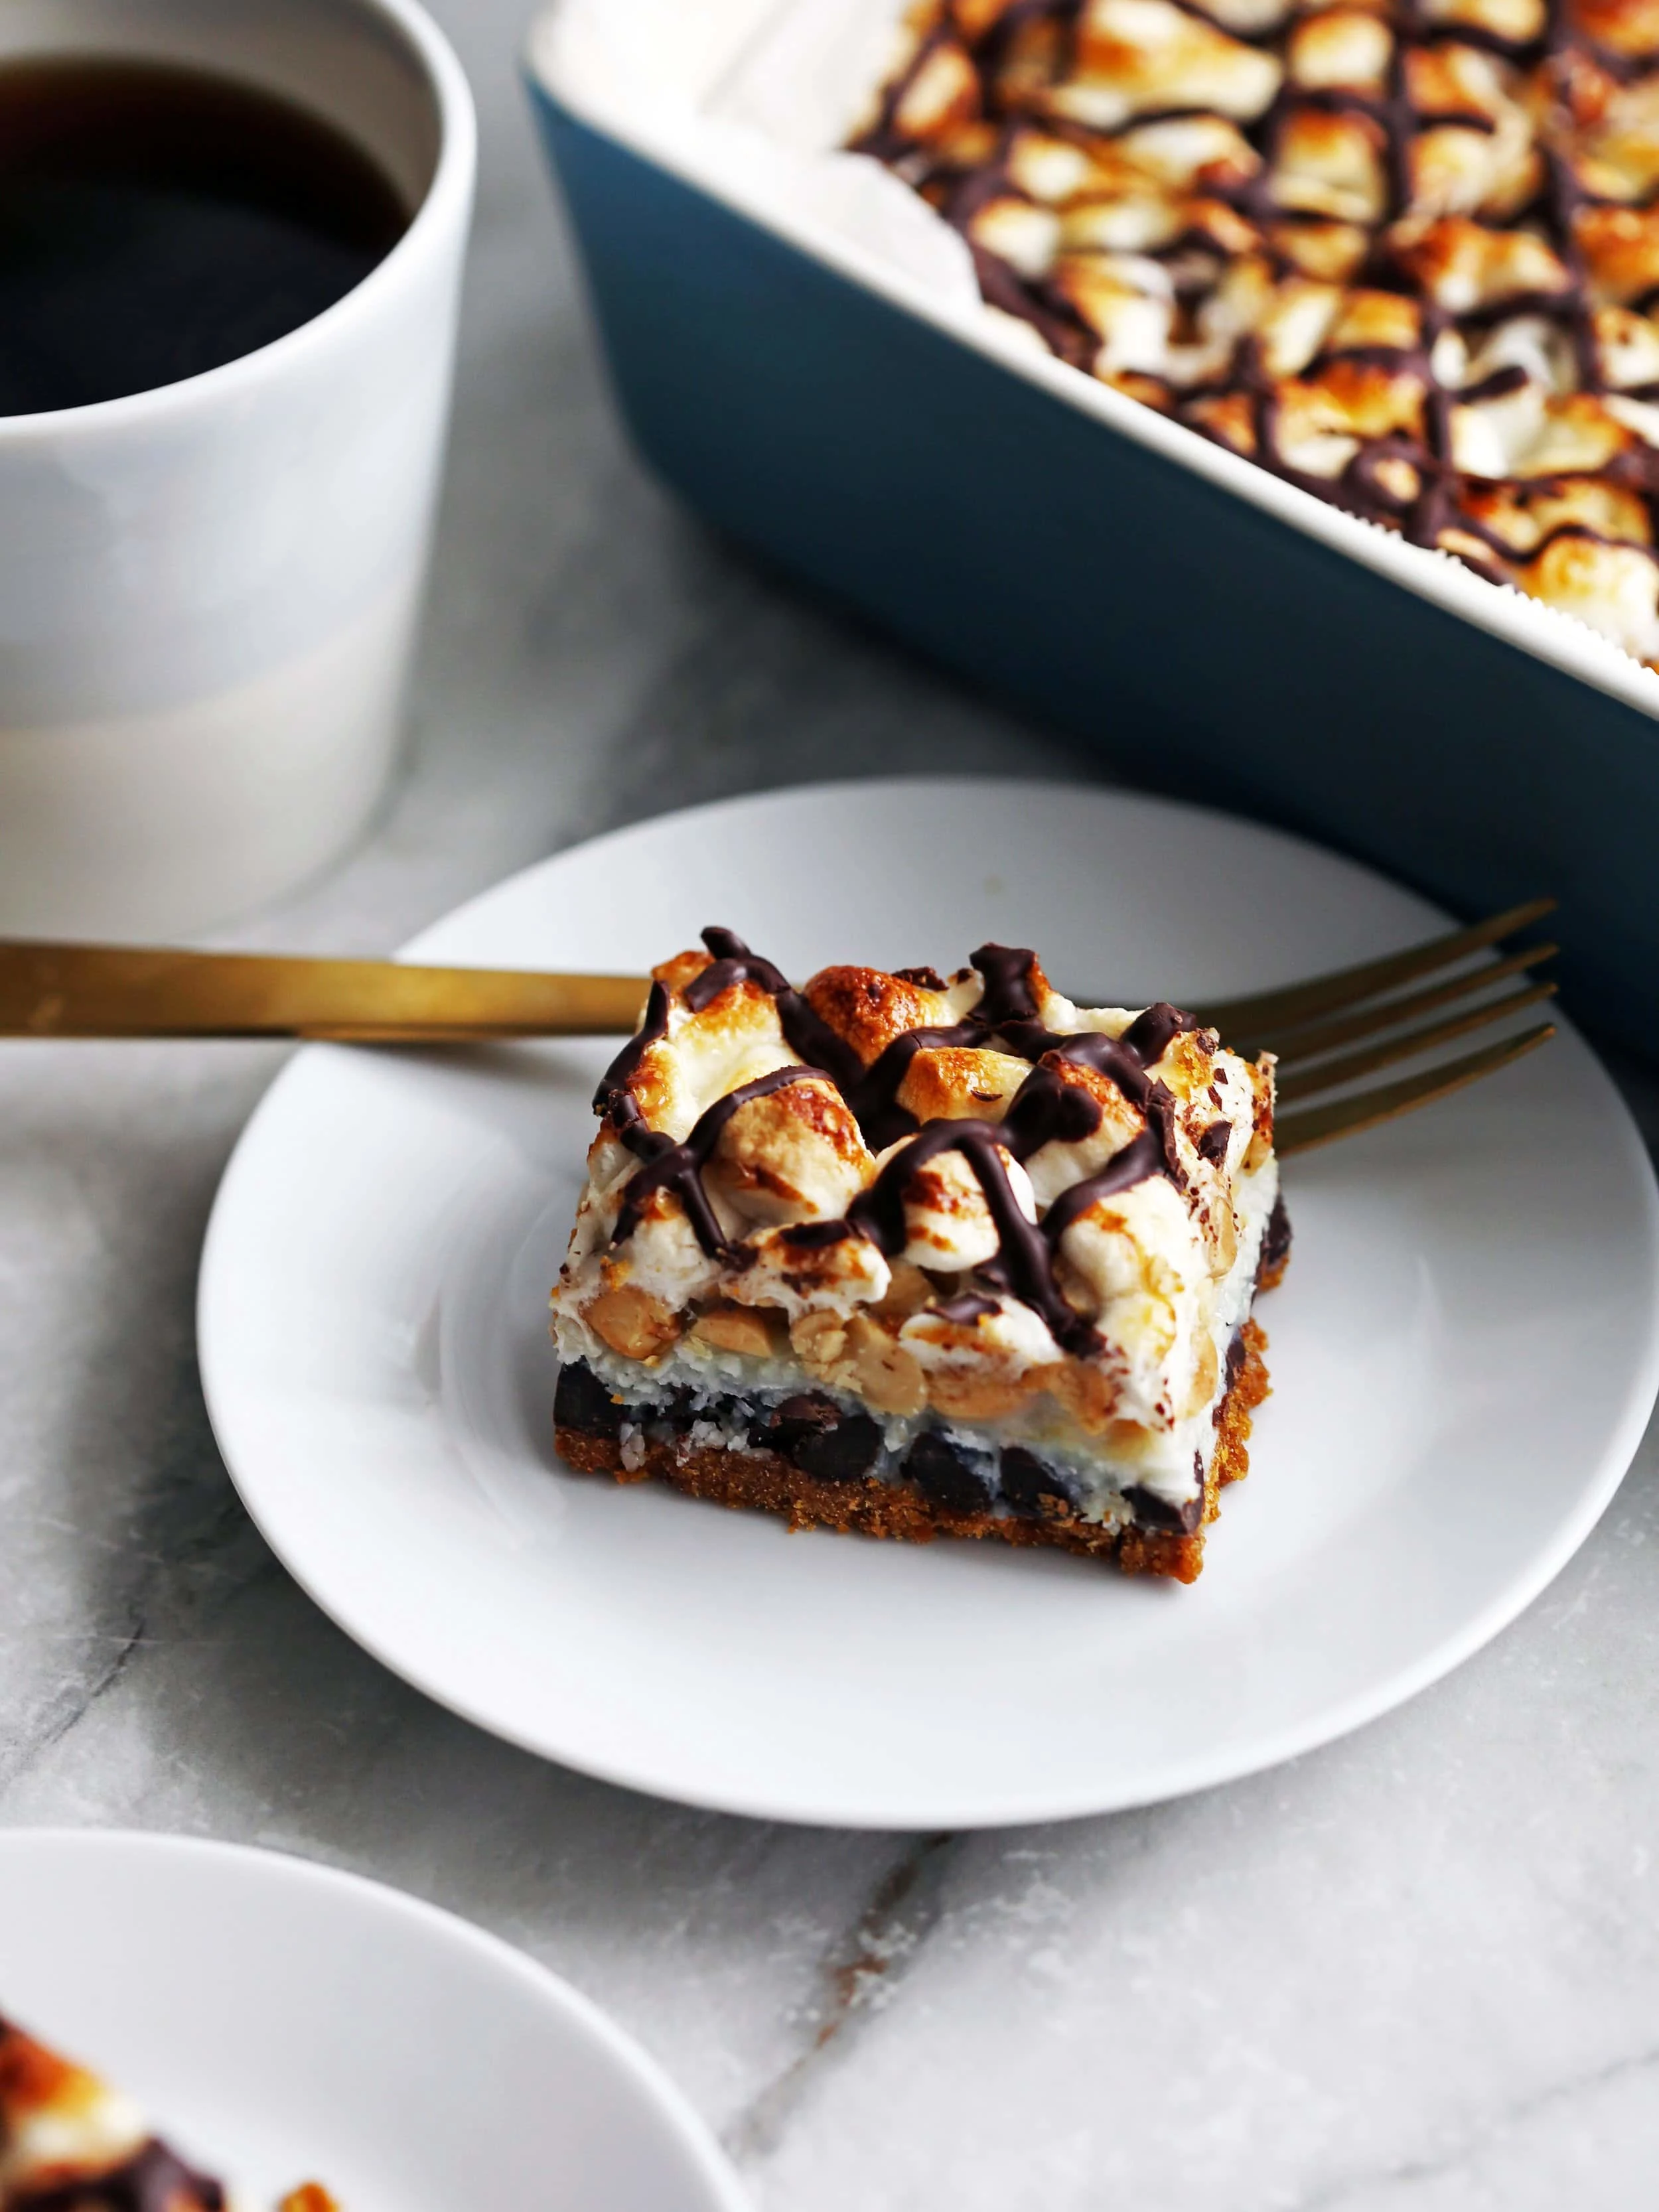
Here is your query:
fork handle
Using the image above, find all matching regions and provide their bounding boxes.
[0,941,650,1041]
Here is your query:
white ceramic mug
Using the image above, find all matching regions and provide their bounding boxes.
[0,0,475,937]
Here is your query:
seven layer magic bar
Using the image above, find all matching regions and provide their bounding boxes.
[849,0,1659,667]
[551,932,1288,1582]
[0,2013,337,2212]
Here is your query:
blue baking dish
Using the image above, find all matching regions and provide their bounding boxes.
[526,3,1657,1037]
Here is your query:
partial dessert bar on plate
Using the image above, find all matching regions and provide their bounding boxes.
[0,2012,337,2212]
[851,0,1659,668]
[551,930,1288,1581]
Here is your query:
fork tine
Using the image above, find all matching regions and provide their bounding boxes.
[1275,1023,1556,1155]
[1275,983,1557,1103]
[1266,942,1557,1066]
[1191,897,1557,1038]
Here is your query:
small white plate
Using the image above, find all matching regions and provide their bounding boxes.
[199,778,1659,1829]
[0,1829,746,2212]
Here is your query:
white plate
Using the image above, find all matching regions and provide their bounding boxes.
[198,778,1659,1829]
[0,1829,746,2211]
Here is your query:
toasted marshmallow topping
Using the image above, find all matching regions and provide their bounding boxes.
[850,0,1659,668]
[552,933,1279,1503]
[0,2014,340,2212]
[0,2020,149,2200]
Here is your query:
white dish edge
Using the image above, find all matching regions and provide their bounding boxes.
[0,1827,751,2212]
[526,0,1659,726]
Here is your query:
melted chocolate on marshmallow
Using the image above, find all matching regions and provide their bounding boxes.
[850,0,1659,644]
[12,2140,224,2212]
[611,1062,839,1259]
[685,927,867,1093]
[602,932,1217,1348]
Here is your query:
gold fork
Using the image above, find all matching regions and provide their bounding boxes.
[1192,896,1558,1153]
[0,898,1558,1156]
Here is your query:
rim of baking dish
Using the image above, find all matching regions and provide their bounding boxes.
[526,0,1659,727]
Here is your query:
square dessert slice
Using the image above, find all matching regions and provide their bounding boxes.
[551,931,1288,1582]
[0,2013,338,2212]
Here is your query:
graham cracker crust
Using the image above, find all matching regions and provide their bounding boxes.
[1258,1244,1290,1296]
[557,1319,1271,1584]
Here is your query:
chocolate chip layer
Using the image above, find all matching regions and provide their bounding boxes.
[999,1444,1082,1517]
[768,1394,885,1482]
[905,1430,998,1512]
[553,1359,622,1438]
[553,1319,1275,1584]
[556,1365,1236,1537]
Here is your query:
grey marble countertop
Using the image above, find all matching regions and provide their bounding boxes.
[5,5,1659,2206]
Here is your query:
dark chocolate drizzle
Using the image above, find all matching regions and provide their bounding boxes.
[12,2140,225,2212]
[849,1021,986,1149]
[932,1290,1004,1324]
[598,931,1226,1351]
[1121,1001,1204,1066]
[612,1062,838,1258]
[686,927,866,1093]
[593,979,670,1113]
[836,940,1049,1146]
[1040,1127,1170,1244]
[968,940,1046,1024]
[783,1218,856,1251]
[849,1113,1102,1354]
[850,0,1659,601]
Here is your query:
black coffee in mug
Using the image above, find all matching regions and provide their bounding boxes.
[0,57,410,415]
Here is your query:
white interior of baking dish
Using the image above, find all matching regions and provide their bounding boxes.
[530,0,1659,722]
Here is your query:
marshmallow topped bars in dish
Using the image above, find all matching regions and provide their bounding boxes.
[551,932,1287,1583]
[850,0,1659,668]
[0,2014,336,2212]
